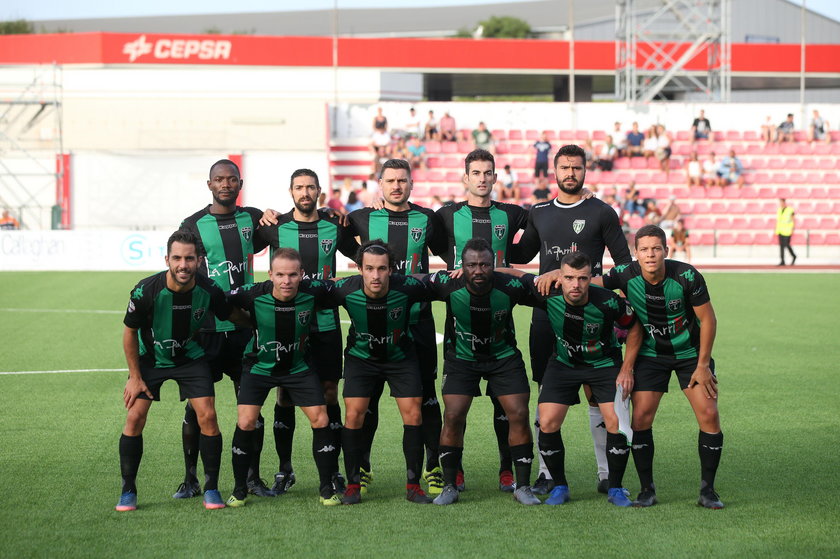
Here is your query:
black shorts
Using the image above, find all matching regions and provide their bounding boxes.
[538,362,619,406]
[309,327,343,383]
[197,329,252,383]
[529,308,553,385]
[237,366,325,408]
[442,354,530,397]
[534,161,549,177]
[138,359,215,402]
[633,355,716,393]
[343,354,422,399]
[411,317,439,382]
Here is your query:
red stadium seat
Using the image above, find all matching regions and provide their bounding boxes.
[799,216,819,229]
[694,232,715,245]
[525,130,539,141]
[491,129,506,141]
[823,175,839,185]
[630,158,647,169]
[805,173,822,184]
[558,130,574,140]
[508,130,523,141]
[426,170,444,182]
[717,232,737,245]
[824,233,840,245]
[445,171,461,183]
[575,130,589,141]
[813,144,831,155]
[768,159,784,170]
[742,201,763,214]
[743,131,759,141]
[692,216,714,229]
[412,170,428,182]
[748,216,772,230]
[543,130,557,141]
[735,232,754,244]
[508,143,527,154]
[613,157,630,170]
[813,201,831,213]
[818,158,834,170]
[441,142,458,154]
[784,158,802,169]
[458,141,473,152]
[818,216,839,229]
[495,142,509,154]
[592,130,606,141]
[425,141,442,153]
[725,131,742,141]
[752,232,775,245]
[730,217,748,229]
[796,144,814,155]
[789,173,805,184]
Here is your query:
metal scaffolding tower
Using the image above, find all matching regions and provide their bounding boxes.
[615,0,731,104]
[0,65,64,229]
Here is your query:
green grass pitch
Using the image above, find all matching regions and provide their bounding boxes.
[0,271,838,558]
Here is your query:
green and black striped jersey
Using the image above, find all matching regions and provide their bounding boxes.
[602,260,710,359]
[257,211,358,333]
[435,201,528,269]
[227,279,335,376]
[426,271,535,362]
[123,271,230,369]
[180,205,268,332]
[532,285,636,369]
[329,274,432,362]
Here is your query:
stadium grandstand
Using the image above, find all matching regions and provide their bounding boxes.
[0,0,838,269]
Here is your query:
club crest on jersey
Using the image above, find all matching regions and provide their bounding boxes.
[585,322,600,335]
[297,310,311,325]
[320,239,334,254]
[494,224,506,240]
[494,310,508,322]
[193,308,205,322]
[410,228,423,242]
[667,299,682,311]
[241,226,252,241]
[572,220,586,234]
[389,306,403,320]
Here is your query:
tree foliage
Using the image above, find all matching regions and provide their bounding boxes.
[479,15,533,38]
[0,19,34,35]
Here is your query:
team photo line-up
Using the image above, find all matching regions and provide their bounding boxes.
[117,144,723,512]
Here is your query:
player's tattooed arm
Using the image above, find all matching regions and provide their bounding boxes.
[122,326,152,409]
[688,301,718,399]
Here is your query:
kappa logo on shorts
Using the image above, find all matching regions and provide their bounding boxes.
[585,322,600,335]
[494,224,506,240]
[494,309,508,322]
[389,306,403,320]
[320,238,334,254]
[193,308,205,322]
[240,226,252,242]
[297,310,311,325]
[667,299,682,311]
[410,227,423,242]
[572,219,586,234]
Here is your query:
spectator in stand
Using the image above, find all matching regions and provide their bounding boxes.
[626,121,644,156]
[583,140,597,170]
[613,122,628,157]
[372,106,388,135]
[623,184,645,217]
[425,110,439,141]
[327,189,346,215]
[603,191,622,218]
[644,200,662,225]
[642,127,658,161]
[404,107,422,139]
[703,152,718,186]
[660,196,682,232]
[597,135,618,171]
[345,190,364,213]
[691,109,712,143]
[496,164,520,202]
[372,146,389,175]
[532,132,552,188]
[655,124,672,175]
[471,121,494,153]
[716,149,745,189]
[362,172,379,205]
[407,135,427,170]
[686,151,703,188]
[760,115,774,144]
[669,218,692,262]
[439,111,457,142]
[0,209,20,230]
[809,110,831,144]
[318,191,327,208]
[776,113,796,143]
[527,182,552,209]
[393,136,410,161]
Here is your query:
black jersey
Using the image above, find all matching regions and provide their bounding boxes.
[531,285,636,369]
[123,272,231,369]
[328,274,432,362]
[180,205,268,331]
[512,197,631,275]
[227,279,335,376]
[426,271,535,362]
[602,260,710,359]
[435,201,529,269]
[257,211,358,332]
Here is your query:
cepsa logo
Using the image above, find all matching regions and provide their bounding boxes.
[122,35,232,63]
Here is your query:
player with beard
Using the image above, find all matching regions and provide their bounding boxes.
[346,159,447,496]
[177,159,272,499]
[512,144,632,496]
[256,169,359,495]
[435,149,529,492]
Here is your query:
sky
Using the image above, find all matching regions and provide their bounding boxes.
[2,0,839,23]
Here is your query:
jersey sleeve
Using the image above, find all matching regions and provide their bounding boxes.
[227,283,257,311]
[686,268,711,307]
[307,279,340,310]
[425,209,448,257]
[614,295,637,329]
[399,275,433,303]
[337,220,361,259]
[123,280,151,329]
[257,223,279,250]
[509,211,540,264]
[601,266,622,291]
[520,274,547,310]
[205,280,233,321]
[600,204,632,266]
[511,205,529,233]
[245,207,270,253]
[423,271,454,300]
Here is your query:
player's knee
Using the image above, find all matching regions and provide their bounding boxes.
[309,409,329,429]
[443,409,466,431]
[124,411,147,436]
[402,408,422,426]
[539,415,562,433]
[344,408,365,429]
[505,405,529,428]
[195,408,219,434]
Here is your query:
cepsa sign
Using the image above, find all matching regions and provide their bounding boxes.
[122,35,232,63]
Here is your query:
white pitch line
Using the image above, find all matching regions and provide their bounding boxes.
[0,308,123,314]
[0,368,127,375]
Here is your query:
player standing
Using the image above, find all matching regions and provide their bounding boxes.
[435,149,529,492]
[225,248,343,507]
[346,159,446,495]
[512,144,632,495]
[117,230,238,511]
[177,159,272,499]
[257,169,358,495]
